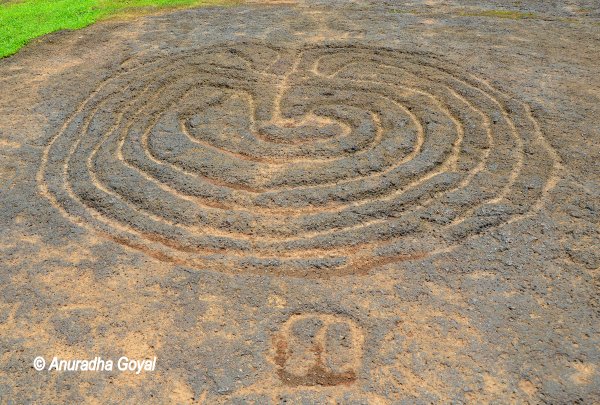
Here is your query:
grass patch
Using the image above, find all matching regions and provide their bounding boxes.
[459,9,536,20]
[0,0,234,58]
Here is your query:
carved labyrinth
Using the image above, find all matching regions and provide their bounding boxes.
[39,44,561,277]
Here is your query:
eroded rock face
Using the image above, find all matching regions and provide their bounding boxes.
[1,0,598,403]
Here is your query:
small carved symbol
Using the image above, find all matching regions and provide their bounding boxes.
[272,313,364,386]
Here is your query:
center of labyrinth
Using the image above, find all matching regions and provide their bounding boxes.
[39,43,560,277]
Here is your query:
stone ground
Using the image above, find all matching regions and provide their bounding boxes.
[0,0,599,403]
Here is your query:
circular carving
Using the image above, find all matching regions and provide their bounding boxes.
[38,43,560,277]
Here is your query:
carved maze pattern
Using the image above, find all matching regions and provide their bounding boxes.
[38,43,561,277]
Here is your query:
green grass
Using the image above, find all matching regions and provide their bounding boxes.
[0,0,233,58]
[458,9,536,20]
